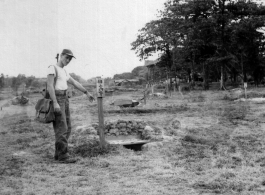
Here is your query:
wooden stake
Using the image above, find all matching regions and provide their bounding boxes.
[144,91,146,105]
[244,82,247,99]
[97,97,106,148]
[96,76,106,148]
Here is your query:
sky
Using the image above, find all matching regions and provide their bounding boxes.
[0,0,165,79]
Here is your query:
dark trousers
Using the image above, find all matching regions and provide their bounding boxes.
[53,90,71,158]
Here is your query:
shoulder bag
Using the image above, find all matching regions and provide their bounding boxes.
[35,65,58,123]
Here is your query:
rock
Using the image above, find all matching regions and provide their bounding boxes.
[141,142,163,151]
[119,123,127,128]
[105,123,112,130]
[91,123,99,129]
[89,129,98,135]
[132,121,137,127]
[117,119,126,123]
[109,128,118,135]
[75,125,87,133]
[120,128,126,132]
[75,125,97,135]
[100,120,154,136]
[171,119,181,129]
[144,125,154,132]
[11,97,20,105]
[141,126,154,139]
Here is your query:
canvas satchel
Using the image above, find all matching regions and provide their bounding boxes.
[35,65,58,123]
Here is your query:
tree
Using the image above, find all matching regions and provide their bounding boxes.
[26,76,36,88]
[113,72,134,80]
[131,66,148,79]
[131,0,265,90]
[31,79,42,88]
[11,74,26,91]
[0,73,5,89]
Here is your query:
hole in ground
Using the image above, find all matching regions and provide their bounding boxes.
[123,143,145,151]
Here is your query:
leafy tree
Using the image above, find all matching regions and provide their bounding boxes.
[0,73,4,89]
[113,72,134,80]
[11,74,27,91]
[131,66,148,79]
[26,76,36,88]
[31,79,42,88]
[131,0,265,90]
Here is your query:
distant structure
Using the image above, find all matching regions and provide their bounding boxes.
[114,79,140,87]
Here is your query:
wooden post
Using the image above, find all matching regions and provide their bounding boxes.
[144,91,146,105]
[244,82,247,99]
[169,83,171,97]
[166,81,168,95]
[97,97,105,148]
[96,77,106,148]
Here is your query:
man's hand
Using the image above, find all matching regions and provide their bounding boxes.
[86,93,95,102]
[53,102,61,114]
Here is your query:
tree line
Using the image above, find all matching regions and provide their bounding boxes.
[0,73,96,92]
[0,74,42,91]
[131,0,265,89]
[113,66,148,81]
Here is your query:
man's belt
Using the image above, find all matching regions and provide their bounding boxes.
[55,90,67,96]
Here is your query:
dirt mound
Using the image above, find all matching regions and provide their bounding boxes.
[105,104,188,114]
[182,135,214,146]
[240,91,265,98]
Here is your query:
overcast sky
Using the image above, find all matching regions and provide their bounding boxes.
[0,0,165,79]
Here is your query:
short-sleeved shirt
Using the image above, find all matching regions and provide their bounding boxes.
[47,65,70,90]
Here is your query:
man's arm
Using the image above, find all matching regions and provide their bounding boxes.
[68,77,95,102]
[47,74,61,113]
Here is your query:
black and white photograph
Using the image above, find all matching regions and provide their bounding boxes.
[1,0,265,194]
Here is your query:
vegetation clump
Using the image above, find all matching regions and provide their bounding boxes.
[74,141,119,158]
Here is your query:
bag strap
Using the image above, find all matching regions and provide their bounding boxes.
[45,65,58,99]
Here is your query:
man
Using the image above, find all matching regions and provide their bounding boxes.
[47,49,94,163]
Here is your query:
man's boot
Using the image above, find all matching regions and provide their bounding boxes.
[58,153,77,163]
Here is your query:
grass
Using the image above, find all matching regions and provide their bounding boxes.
[2,89,265,194]
[74,141,119,158]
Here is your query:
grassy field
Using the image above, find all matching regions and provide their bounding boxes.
[1,88,265,194]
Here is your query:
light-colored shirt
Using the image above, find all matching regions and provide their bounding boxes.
[47,65,70,90]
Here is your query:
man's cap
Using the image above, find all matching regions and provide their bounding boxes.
[61,49,76,59]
